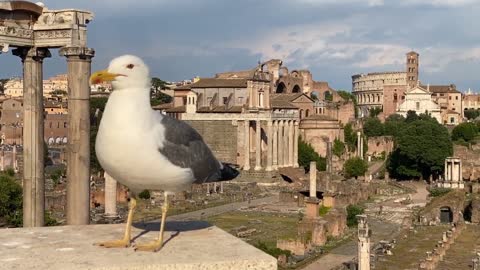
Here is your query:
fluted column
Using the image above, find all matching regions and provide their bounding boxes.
[278,121,284,167]
[283,120,289,167]
[294,121,299,168]
[254,120,262,171]
[273,121,278,170]
[60,47,95,225]
[288,120,294,166]
[104,172,117,217]
[244,120,250,170]
[13,47,51,227]
[266,121,273,171]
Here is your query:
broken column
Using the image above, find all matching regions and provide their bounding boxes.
[305,161,320,219]
[357,214,370,270]
[357,131,364,160]
[104,172,117,217]
[326,141,333,174]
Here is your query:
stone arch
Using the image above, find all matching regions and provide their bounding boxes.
[377,94,380,103]
[324,90,332,101]
[62,137,67,144]
[48,137,55,145]
[440,206,453,223]
[292,85,301,93]
[276,82,286,93]
[300,109,304,119]
[55,137,62,144]
[305,109,310,117]
[291,70,300,78]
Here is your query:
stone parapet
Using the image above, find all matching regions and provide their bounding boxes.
[0,223,277,270]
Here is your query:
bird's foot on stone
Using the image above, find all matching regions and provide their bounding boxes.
[133,240,164,252]
[94,238,131,248]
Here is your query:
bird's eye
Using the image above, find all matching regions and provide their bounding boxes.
[126,64,135,69]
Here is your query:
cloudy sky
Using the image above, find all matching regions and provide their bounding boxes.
[1,0,480,91]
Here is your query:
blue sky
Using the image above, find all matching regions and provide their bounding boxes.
[1,0,480,91]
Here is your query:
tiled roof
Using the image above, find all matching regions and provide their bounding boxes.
[270,93,305,109]
[422,84,461,94]
[184,78,248,89]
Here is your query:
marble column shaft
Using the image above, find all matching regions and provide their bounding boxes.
[266,121,273,171]
[293,121,299,168]
[14,47,50,227]
[288,121,294,166]
[283,121,289,167]
[272,121,278,170]
[278,121,284,167]
[104,172,117,217]
[60,47,95,225]
[254,120,262,170]
[309,161,317,198]
[244,120,250,170]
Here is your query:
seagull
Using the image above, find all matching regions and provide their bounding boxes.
[90,55,239,252]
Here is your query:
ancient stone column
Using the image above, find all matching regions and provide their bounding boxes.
[244,120,250,170]
[278,121,284,168]
[357,131,362,158]
[60,47,95,225]
[310,161,317,198]
[272,121,278,170]
[254,120,262,171]
[104,172,117,217]
[288,120,294,166]
[220,182,224,194]
[0,149,4,171]
[327,141,333,174]
[13,47,51,227]
[283,120,289,167]
[293,121,299,168]
[357,215,371,270]
[266,121,273,171]
[12,145,17,173]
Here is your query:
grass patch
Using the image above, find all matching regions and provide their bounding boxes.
[319,206,331,216]
[346,204,365,227]
[428,187,452,197]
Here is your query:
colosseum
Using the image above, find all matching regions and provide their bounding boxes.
[352,51,419,119]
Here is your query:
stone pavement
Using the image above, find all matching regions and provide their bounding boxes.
[168,195,278,221]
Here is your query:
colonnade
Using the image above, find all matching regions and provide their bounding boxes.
[243,119,299,171]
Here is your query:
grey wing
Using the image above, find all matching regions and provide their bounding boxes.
[158,115,222,183]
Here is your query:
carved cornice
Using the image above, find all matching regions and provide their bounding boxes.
[0,26,34,39]
[12,47,51,61]
[59,47,95,59]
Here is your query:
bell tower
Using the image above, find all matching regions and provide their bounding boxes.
[406,51,419,89]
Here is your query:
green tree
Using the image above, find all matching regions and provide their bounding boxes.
[464,109,480,120]
[310,92,319,101]
[344,123,357,152]
[151,92,173,106]
[343,157,368,179]
[0,79,8,93]
[90,97,109,172]
[0,173,23,226]
[324,91,333,101]
[363,117,384,137]
[384,114,406,137]
[298,138,326,171]
[50,89,67,96]
[151,77,168,93]
[387,119,452,180]
[451,122,478,142]
[138,190,151,200]
[332,139,345,158]
[369,107,382,118]
[346,204,365,227]
[337,90,355,101]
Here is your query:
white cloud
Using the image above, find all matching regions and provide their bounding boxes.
[296,0,384,6]
[401,0,477,6]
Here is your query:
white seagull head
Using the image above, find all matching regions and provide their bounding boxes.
[90,55,150,90]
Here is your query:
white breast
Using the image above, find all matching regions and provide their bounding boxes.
[95,90,194,193]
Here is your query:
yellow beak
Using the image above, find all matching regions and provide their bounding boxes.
[90,70,121,85]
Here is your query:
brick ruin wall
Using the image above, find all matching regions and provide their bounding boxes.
[185,120,238,165]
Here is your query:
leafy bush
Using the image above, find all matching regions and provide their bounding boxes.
[346,204,365,227]
[333,139,345,158]
[298,138,326,172]
[451,122,478,142]
[0,173,22,226]
[138,190,151,200]
[428,187,452,197]
[319,206,331,216]
[344,157,368,179]
[344,123,357,152]
[254,241,291,258]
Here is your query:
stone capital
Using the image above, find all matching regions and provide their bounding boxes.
[59,46,95,59]
[12,47,51,62]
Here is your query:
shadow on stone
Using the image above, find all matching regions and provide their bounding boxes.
[132,221,212,242]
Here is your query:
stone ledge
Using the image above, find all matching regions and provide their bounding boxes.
[0,221,277,270]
